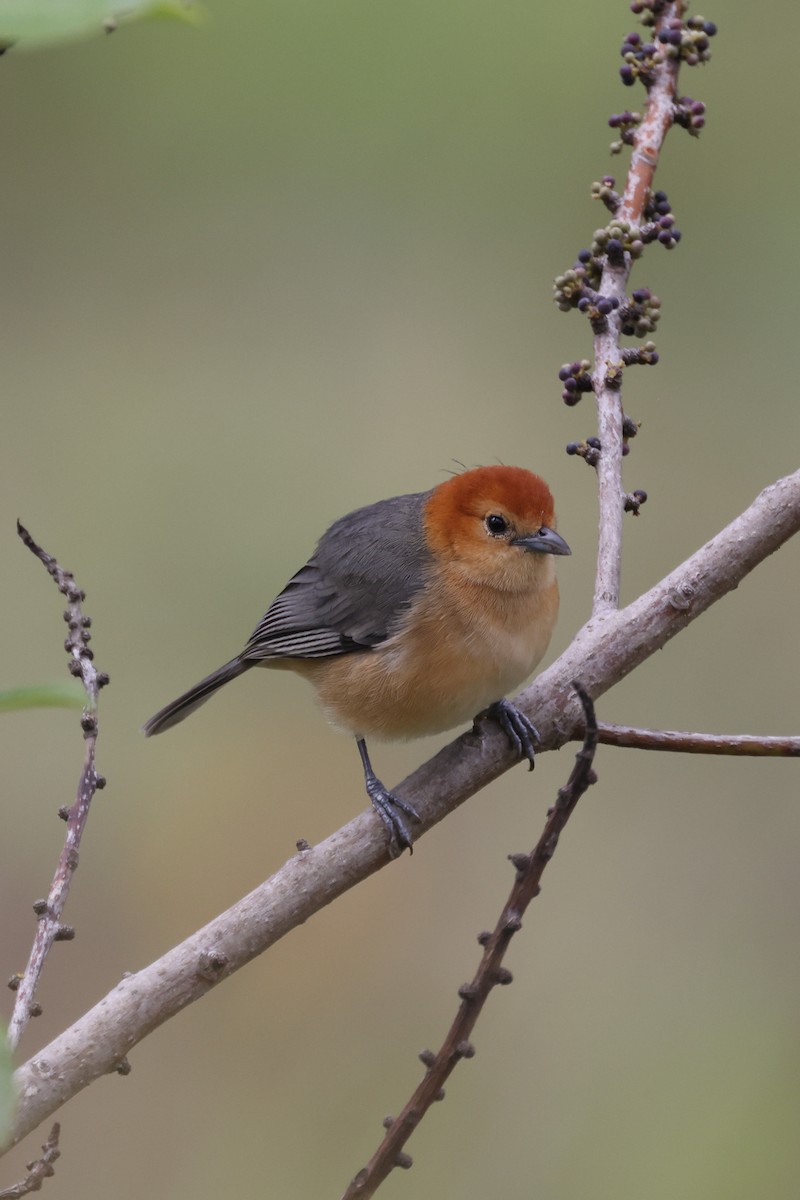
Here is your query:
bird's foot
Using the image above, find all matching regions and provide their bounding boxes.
[365,777,422,857]
[486,699,540,770]
[356,737,421,856]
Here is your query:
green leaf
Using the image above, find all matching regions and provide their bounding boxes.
[0,1028,13,1147]
[0,0,199,52]
[0,682,85,713]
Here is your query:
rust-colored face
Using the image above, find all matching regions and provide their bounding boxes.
[423,466,567,589]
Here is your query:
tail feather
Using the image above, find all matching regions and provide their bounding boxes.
[143,658,249,736]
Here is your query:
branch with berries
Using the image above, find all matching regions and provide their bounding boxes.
[554,0,717,613]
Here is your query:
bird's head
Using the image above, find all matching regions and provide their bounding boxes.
[423,465,570,591]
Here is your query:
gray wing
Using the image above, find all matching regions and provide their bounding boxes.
[241,490,433,662]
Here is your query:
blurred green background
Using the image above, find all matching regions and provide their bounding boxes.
[2,1,799,1196]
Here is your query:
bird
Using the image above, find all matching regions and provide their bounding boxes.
[144,465,570,854]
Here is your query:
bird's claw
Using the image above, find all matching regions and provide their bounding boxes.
[366,780,422,857]
[486,699,540,770]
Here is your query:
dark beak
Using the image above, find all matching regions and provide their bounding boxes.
[512,526,571,556]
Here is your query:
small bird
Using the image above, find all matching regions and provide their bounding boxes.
[144,465,570,853]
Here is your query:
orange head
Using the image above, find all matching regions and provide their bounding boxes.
[423,465,570,591]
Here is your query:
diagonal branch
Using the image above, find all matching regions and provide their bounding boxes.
[5,468,800,1153]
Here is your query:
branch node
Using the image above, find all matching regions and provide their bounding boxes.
[197,949,230,982]
[503,911,523,933]
[507,852,531,877]
[667,581,695,611]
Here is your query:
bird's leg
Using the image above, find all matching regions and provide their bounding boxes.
[485,699,540,770]
[356,737,422,856]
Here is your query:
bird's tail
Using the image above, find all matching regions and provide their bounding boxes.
[143,658,250,736]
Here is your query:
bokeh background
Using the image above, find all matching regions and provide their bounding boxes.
[1,1,799,1196]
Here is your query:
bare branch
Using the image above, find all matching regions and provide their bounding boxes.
[340,686,598,1199]
[593,725,800,756]
[8,527,108,1053]
[5,469,798,1153]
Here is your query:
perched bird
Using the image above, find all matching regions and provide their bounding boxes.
[144,465,570,853]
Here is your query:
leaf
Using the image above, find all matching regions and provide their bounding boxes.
[0,0,199,52]
[0,682,85,713]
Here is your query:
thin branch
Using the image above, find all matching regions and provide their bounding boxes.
[592,724,800,756]
[592,0,685,614]
[7,527,108,1054]
[5,469,798,1153]
[340,686,598,1199]
[0,1125,60,1198]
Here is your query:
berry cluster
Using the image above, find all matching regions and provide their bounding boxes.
[673,94,706,134]
[566,417,641,470]
[619,30,660,88]
[608,110,642,155]
[621,10,717,86]
[619,288,661,338]
[558,360,594,407]
[657,15,717,65]
[566,437,603,468]
[621,340,659,366]
[591,175,621,214]
[592,218,645,266]
[642,188,681,250]
[623,489,648,515]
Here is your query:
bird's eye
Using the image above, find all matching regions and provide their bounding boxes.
[485,514,508,536]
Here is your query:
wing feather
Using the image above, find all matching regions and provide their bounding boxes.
[242,490,432,663]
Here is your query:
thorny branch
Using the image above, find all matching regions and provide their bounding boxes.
[340,686,598,1199]
[7,526,109,1054]
[0,1126,60,1199]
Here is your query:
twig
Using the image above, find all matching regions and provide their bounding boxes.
[7,527,109,1054]
[0,1125,60,1198]
[340,686,598,1199]
[5,469,798,1154]
[592,0,685,613]
[593,724,800,756]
